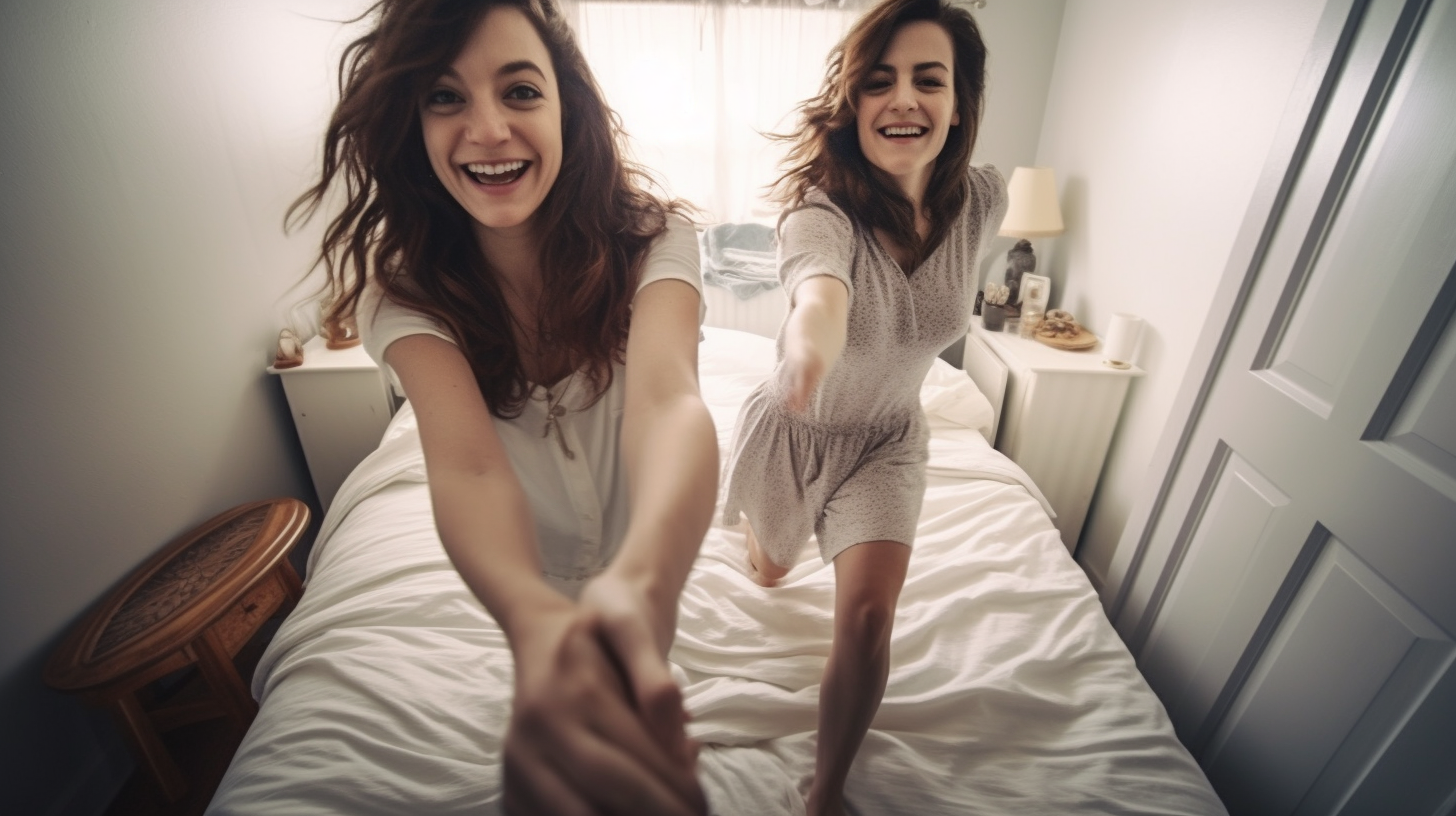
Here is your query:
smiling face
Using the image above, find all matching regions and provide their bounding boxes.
[419,6,562,243]
[855,20,959,205]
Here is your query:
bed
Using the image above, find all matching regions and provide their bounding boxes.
[209,281,1227,815]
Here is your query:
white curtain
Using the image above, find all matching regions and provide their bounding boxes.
[563,0,867,224]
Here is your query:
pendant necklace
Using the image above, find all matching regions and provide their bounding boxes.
[541,370,577,460]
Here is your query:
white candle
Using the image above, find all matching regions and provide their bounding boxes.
[1103,313,1144,369]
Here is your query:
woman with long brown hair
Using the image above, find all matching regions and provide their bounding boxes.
[720,0,1005,812]
[290,1,715,813]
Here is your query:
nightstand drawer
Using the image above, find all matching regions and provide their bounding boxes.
[213,572,288,657]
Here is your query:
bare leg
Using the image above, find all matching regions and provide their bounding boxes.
[744,523,792,587]
[805,540,911,816]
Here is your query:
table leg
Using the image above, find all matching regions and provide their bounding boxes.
[194,629,258,731]
[112,692,187,802]
[276,560,304,606]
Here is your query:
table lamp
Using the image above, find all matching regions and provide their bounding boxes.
[998,166,1065,314]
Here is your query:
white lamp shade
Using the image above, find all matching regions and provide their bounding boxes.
[999,166,1065,238]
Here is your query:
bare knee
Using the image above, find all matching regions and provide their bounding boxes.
[745,524,792,581]
[837,595,895,649]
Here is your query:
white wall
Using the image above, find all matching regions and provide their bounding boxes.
[965,0,1068,296]
[0,1,368,812]
[969,0,1066,198]
[1030,0,1329,588]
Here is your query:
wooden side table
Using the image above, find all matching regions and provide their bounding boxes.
[44,498,309,802]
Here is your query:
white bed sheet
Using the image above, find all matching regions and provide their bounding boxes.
[209,328,1224,815]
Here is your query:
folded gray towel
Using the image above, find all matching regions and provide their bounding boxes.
[699,222,780,300]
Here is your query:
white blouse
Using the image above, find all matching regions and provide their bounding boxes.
[358,217,703,597]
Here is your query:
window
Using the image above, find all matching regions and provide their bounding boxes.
[567,0,863,222]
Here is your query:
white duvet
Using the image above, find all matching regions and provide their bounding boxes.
[209,328,1225,815]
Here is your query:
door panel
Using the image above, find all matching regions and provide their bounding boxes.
[1200,539,1454,815]
[1256,0,1411,418]
[1331,664,1456,814]
[1139,447,1294,732]
[1377,273,1456,495]
[1117,0,1456,811]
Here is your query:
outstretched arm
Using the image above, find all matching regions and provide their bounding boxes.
[780,274,850,413]
[385,335,704,816]
[580,277,718,762]
[388,335,557,632]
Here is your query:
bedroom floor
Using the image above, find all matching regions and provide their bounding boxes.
[103,619,280,816]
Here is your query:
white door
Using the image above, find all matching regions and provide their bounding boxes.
[1110,0,1456,812]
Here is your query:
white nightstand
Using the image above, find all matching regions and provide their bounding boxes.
[268,335,397,511]
[970,323,1144,554]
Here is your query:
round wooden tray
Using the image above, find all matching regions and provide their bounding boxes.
[1034,328,1098,350]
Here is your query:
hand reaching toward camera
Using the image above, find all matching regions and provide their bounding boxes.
[780,342,829,414]
[579,570,700,774]
[781,275,849,414]
[501,598,705,816]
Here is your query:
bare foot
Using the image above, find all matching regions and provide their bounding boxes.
[744,525,789,587]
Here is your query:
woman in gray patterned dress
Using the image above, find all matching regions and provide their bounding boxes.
[720,0,1005,812]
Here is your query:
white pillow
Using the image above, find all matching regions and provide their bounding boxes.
[921,357,996,440]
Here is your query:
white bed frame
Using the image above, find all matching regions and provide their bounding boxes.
[702,284,786,345]
[959,329,1008,443]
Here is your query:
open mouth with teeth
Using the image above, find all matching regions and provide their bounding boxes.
[465,160,530,185]
[880,126,926,138]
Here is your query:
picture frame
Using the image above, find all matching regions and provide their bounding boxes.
[1020,273,1051,314]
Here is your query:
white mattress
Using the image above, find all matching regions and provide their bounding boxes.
[209,328,1224,815]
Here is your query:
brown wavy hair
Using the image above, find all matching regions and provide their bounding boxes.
[288,0,680,417]
[771,0,986,271]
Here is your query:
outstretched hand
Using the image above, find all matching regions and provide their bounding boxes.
[579,571,699,769]
[780,342,828,414]
[501,598,705,816]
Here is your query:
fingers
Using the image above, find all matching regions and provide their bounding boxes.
[502,747,595,816]
[593,611,691,760]
[788,370,813,413]
[506,611,704,816]
[583,608,704,812]
[589,628,702,808]
[576,574,697,766]
[782,350,824,413]
[506,714,702,816]
[583,687,706,815]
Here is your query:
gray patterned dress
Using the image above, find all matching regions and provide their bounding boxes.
[722,165,1007,567]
